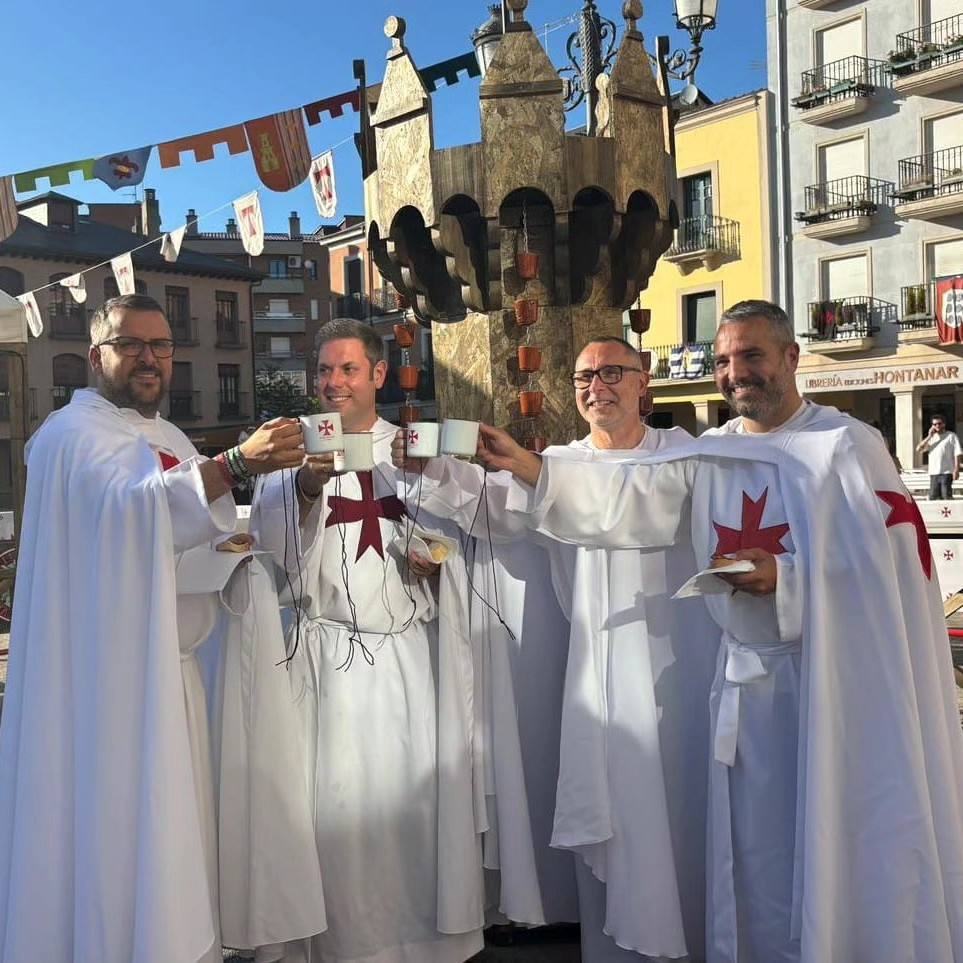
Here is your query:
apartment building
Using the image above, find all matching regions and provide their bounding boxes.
[0,190,259,506]
[638,89,777,434]
[769,0,963,467]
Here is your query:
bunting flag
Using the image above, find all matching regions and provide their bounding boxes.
[158,124,249,169]
[0,177,17,244]
[303,90,361,127]
[111,252,136,295]
[935,275,963,345]
[59,273,87,304]
[233,191,265,256]
[419,52,481,92]
[160,225,187,263]
[310,152,338,219]
[16,293,43,338]
[14,158,96,193]
[244,110,312,192]
[93,147,152,190]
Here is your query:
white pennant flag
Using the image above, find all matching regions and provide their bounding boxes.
[160,225,187,264]
[310,151,337,219]
[111,252,136,295]
[16,292,43,338]
[59,273,87,304]
[233,191,265,257]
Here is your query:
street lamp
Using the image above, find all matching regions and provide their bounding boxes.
[472,3,507,77]
[667,0,719,85]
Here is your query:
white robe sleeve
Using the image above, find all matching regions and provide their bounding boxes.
[503,455,694,550]
[398,458,533,542]
[162,456,236,552]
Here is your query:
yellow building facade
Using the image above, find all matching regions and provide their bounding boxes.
[634,89,775,434]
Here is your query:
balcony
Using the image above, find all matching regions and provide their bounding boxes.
[254,268,305,295]
[792,56,887,124]
[215,321,246,349]
[645,341,715,382]
[253,312,306,334]
[890,14,963,96]
[663,215,741,274]
[331,288,406,321]
[218,391,250,421]
[795,175,893,238]
[897,282,943,344]
[168,390,201,421]
[255,349,307,361]
[169,320,198,347]
[893,145,963,219]
[51,385,82,410]
[802,297,894,353]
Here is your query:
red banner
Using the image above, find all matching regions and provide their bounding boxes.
[244,110,312,192]
[935,275,963,345]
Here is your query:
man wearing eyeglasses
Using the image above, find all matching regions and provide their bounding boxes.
[391,335,718,962]
[0,294,324,963]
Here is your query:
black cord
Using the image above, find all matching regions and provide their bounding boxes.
[276,468,304,666]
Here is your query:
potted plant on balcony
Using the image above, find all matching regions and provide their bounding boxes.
[887,46,918,76]
[945,33,963,54]
[944,166,963,187]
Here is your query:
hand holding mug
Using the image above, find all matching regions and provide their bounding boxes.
[477,424,542,486]
[238,418,305,474]
[298,452,337,497]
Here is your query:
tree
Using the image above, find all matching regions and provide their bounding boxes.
[254,367,319,419]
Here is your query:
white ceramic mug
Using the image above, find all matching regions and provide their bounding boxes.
[441,419,480,457]
[301,412,343,454]
[335,431,375,472]
[405,422,440,458]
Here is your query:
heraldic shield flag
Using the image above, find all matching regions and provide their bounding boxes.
[244,110,312,192]
[935,274,963,345]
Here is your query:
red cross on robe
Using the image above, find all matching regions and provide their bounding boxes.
[876,489,933,580]
[325,470,408,561]
[157,450,180,471]
[713,487,791,556]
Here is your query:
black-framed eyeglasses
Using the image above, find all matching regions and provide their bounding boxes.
[96,337,176,358]
[571,364,643,389]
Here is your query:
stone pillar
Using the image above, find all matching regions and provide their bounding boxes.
[892,386,923,469]
[693,399,720,436]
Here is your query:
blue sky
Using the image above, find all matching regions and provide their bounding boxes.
[0,0,766,235]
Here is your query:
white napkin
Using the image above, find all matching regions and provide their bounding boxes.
[672,559,756,599]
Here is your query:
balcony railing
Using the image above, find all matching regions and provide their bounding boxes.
[216,323,245,348]
[803,297,895,342]
[796,175,893,223]
[899,282,937,328]
[265,267,304,280]
[891,13,963,76]
[170,320,196,345]
[219,391,250,420]
[52,385,85,410]
[332,289,405,321]
[645,341,715,381]
[169,390,201,421]
[792,56,888,109]
[254,311,307,322]
[255,349,307,360]
[667,215,741,259]
[894,145,963,200]
[6,389,39,420]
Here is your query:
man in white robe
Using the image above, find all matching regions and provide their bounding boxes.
[0,294,317,963]
[392,336,718,962]
[475,300,963,963]
[252,319,485,963]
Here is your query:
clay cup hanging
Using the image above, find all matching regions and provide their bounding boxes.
[515,251,540,280]
[393,322,415,348]
[518,345,542,373]
[514,298,539,327]
[519,389,544,416]
[398,365,420,391]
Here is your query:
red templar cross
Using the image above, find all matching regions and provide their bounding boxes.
[713,488,791,556]
[407,430,419,446]
[876,489,933,580]
[319,420,336,437]
[157,451,181,471]
[325,470,408,561]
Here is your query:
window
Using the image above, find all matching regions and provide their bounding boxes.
[165,286,191,342]
[925,111,963,156]
[218,364,241,418]
[305,259,318,280]
[270,336,292,357]
[0,268,24,297]
[269,258,288,279]
[215,291,239,344]
[267,299,290,316]
[48,274,87,336]
[818,137,865,183]
[924,0,956,26]
[344,258,363,296]
[927,238,963,279]
[682,172,713,221]
[169,361,195,419]
[683,291,718,343]
[52,354,87,409]
[822,253,868,300]
[48,201,75,231]
[816,18,862,66]
[310,298,319,321]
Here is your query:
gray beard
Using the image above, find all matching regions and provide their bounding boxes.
[98,375,167,418]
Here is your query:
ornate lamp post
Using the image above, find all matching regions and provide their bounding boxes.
[666,0,719,85]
